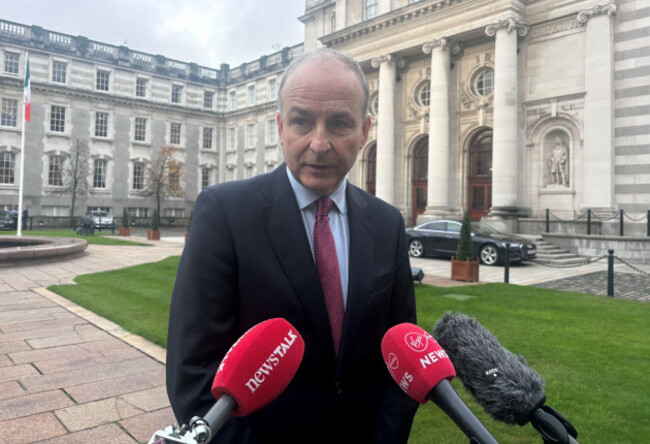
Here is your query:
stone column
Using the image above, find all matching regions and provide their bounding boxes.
[485,18,529,219]
[421,38,452,218]
[371,54,396,205]
[578,2,617,214]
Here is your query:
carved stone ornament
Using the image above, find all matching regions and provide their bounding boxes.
[422,38,448,54]
[576,2,617,26]
[485,18,530,37]
[371,54,393,68]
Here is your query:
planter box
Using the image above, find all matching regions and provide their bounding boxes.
[147,229,161,240]
[119,227,131,236]
[451,258,480,282]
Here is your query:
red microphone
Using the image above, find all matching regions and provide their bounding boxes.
[382,323,498,444]
[211,317,305,416]
[149,318,304,444]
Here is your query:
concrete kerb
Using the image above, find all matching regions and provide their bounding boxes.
[33,286,167,364]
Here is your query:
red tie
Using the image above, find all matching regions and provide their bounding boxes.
[314,197,345,356]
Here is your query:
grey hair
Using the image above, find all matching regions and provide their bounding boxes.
[277,47,369,119]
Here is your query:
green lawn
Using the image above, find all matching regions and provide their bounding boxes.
[47,258,650,443]
[1,229,151,246]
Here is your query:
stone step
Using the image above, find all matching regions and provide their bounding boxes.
[533,257,590,265]
[536,252,579,260]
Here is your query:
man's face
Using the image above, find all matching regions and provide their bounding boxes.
[278,60,371,196]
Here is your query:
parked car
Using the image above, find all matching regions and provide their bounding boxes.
[85,211,115,229]
[405,220,537,265]
[0,210,16,230]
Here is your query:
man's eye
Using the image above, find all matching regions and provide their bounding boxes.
[293,118,307,126]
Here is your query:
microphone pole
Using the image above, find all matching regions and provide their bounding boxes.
[428,379,499,444]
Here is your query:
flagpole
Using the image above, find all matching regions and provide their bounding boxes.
[17,51,28,237]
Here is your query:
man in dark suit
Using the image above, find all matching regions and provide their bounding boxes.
[167,48,418,443]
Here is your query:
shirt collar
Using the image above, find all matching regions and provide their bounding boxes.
[286,166,347,214]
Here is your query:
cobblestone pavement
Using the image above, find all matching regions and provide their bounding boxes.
[534,271,650,302]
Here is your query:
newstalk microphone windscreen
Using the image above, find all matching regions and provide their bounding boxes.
[381,322,456,404]
[211,318,305,417]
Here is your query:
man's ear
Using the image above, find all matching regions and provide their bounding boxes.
[361,114,372,147]
[276,112,284,145]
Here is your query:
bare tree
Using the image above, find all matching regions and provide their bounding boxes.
[55,138,90,224]
[144,145,185,223]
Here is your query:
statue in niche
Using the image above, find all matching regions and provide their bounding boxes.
[549,137,569,186]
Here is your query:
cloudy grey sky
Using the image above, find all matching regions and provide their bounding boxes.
[2,0,305,67]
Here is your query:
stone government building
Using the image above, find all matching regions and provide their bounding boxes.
[0,0,648,234]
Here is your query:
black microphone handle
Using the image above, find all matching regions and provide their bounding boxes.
[202,393,237,442]
[428,379,499,444]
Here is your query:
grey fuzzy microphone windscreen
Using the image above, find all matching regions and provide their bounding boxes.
[433,311,545,424]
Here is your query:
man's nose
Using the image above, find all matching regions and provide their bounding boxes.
[309,124,330,154]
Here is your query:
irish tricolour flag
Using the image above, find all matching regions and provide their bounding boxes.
[24,56,30,122]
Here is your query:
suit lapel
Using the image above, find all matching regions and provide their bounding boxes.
[259,166,336,358]
[337,185,375,375]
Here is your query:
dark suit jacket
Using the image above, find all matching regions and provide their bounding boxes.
[166,164,418,443]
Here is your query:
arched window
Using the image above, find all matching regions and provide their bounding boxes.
[474,69,494,97]
[415,81,430,107]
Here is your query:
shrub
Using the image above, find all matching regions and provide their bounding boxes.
[121,208,129,228]
[151,209,159,231]
[456,211,474,261]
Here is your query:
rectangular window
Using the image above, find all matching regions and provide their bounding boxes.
[228,127,236,151]
[134,117,147,142]
[226,168,235,181]
[203,91,214,108]
[267,119,277,145]
[164,208,185,218]
[247,123,255,148]
[0,152,15,184]
[202,168,210,190]
[3,52,19,74]
[248,85,256,106]
[170,122,182,145]
[245,166,254,179]
[136,77,148,98]
[229,90,237,110]
[268,78,277,101]
[94,111,109,138]
[48,155,63,186]
[50,105,66,132]
[330,13,336,32]
[203,127,213,149]
[171,84,183,104]
[52,61,67,84]
[364,0,378,19]
[1,98,17,127]
[41,205,70,217]
[96,70,110,91]
[127,207,149,218]
[133,162,144,190]
[93,159,106,188]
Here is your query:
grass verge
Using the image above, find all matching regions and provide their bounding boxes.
[47,261,649,443]
[0,229,151,246]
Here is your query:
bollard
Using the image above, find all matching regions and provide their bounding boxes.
[587,209,591,235]
[545,209,549,233]
[619,210,624,236]
[504,243,510,284]
[607,249,614,297]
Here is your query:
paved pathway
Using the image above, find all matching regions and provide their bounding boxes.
[0,236,648,443]
[0,236,183,443]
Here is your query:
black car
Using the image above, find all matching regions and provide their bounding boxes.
[405,220,537,265]
[0,210,17,230]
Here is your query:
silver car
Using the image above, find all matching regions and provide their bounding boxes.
[88,211,115,229]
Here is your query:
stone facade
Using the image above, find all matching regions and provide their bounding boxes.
[304,0,649,231]
[0,20,301,220]
[0,0,648,232]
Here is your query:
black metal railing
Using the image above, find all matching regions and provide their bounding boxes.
[544,208,649,237]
